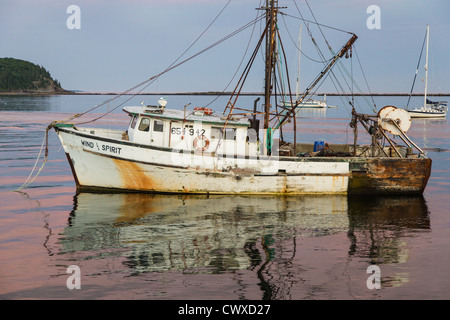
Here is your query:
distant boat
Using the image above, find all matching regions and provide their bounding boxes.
[405,25,447,118]
[407,99,447,118]
[280,25,331,109]
[283,95,328,109]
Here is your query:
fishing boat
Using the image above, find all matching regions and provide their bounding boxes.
[48,1,431,195]
[405,25,447,118]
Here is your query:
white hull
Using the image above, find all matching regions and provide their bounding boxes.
[296,102,327,108]
[55,125,431,195]
[283,100,328,109]
[407,108,446,118]
[56,127,349,194]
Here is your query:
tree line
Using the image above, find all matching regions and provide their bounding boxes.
[0,57,62,92]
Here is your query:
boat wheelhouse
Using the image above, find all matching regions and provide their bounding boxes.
[123,102,258,157]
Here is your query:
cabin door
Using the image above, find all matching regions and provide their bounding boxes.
[183,124,195,151]
[151,119,166,147]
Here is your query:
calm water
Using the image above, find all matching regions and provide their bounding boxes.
[0,94,449,300]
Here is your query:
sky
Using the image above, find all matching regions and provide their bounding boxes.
[1,0,450,94]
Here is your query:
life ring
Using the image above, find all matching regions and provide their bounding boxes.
[193,135,210,151]
[193,107,213,115]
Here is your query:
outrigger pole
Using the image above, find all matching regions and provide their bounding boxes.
[274,32,358,130]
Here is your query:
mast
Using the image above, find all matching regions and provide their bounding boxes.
[295,24,302,100]
[423,24,429,109]
[261,0,279,156]
[264,0,278,130]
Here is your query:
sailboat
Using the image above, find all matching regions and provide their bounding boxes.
[281,25,329,109]
[406,25,447,118]
[47,1,431,195]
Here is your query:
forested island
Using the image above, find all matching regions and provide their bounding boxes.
[0,57,68,94]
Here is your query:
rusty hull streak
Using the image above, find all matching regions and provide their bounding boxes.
[113,158,155,191]
[78,148,431,195]
[115,194,162,224]
[349,157,432,194]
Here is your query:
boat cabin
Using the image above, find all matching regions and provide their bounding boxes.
[123,103,260,157]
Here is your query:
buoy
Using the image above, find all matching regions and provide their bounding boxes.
[193,135,210,151]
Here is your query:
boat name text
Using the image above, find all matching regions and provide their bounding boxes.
[171,127,206,136]
[81,140,122,155]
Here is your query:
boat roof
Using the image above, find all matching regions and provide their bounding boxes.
[123,105,250,127]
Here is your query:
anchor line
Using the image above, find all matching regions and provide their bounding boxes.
[14,128,50,192]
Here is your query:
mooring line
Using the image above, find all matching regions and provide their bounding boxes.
[14,129,49,192]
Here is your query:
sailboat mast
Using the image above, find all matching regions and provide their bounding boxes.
[264,0,278,130]
[296,24,302,100]
[423,24,429,109]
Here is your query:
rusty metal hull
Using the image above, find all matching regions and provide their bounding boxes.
[55,127,431,195]
[347,157,432,194]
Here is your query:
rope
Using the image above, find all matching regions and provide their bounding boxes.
[66,3,264,126]
[204,0,263,109]
[13,129,49,192]
[66,0,233,124]
[17,4,263,190]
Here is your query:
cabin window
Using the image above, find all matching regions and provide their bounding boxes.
[211,127,222,140]
[184,124,194,136]
[130,115,138,129]
[154,120,164,132]
[224,128,236,141]
[246,128,257,142]
[138,118,150,132]
[211,127,236,140]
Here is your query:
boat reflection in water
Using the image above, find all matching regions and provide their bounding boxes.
[61,192,429,298]
[347,195,430,262]
[63,193,350,271]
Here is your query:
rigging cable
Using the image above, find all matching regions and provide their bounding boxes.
[290,0,353,113]
[204,0,263,109]
[280,14,330,64]
[303,0,374,112]
[353,46,377,110]
[63,0,234,125]
[304,0,377,114]
[406,27,428,108]
[302,0,355,111]
[20,2,261,191]
[73,12,266,125]
[13,130,48,191]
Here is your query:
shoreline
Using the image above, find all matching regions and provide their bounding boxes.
[1,91,449,97]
